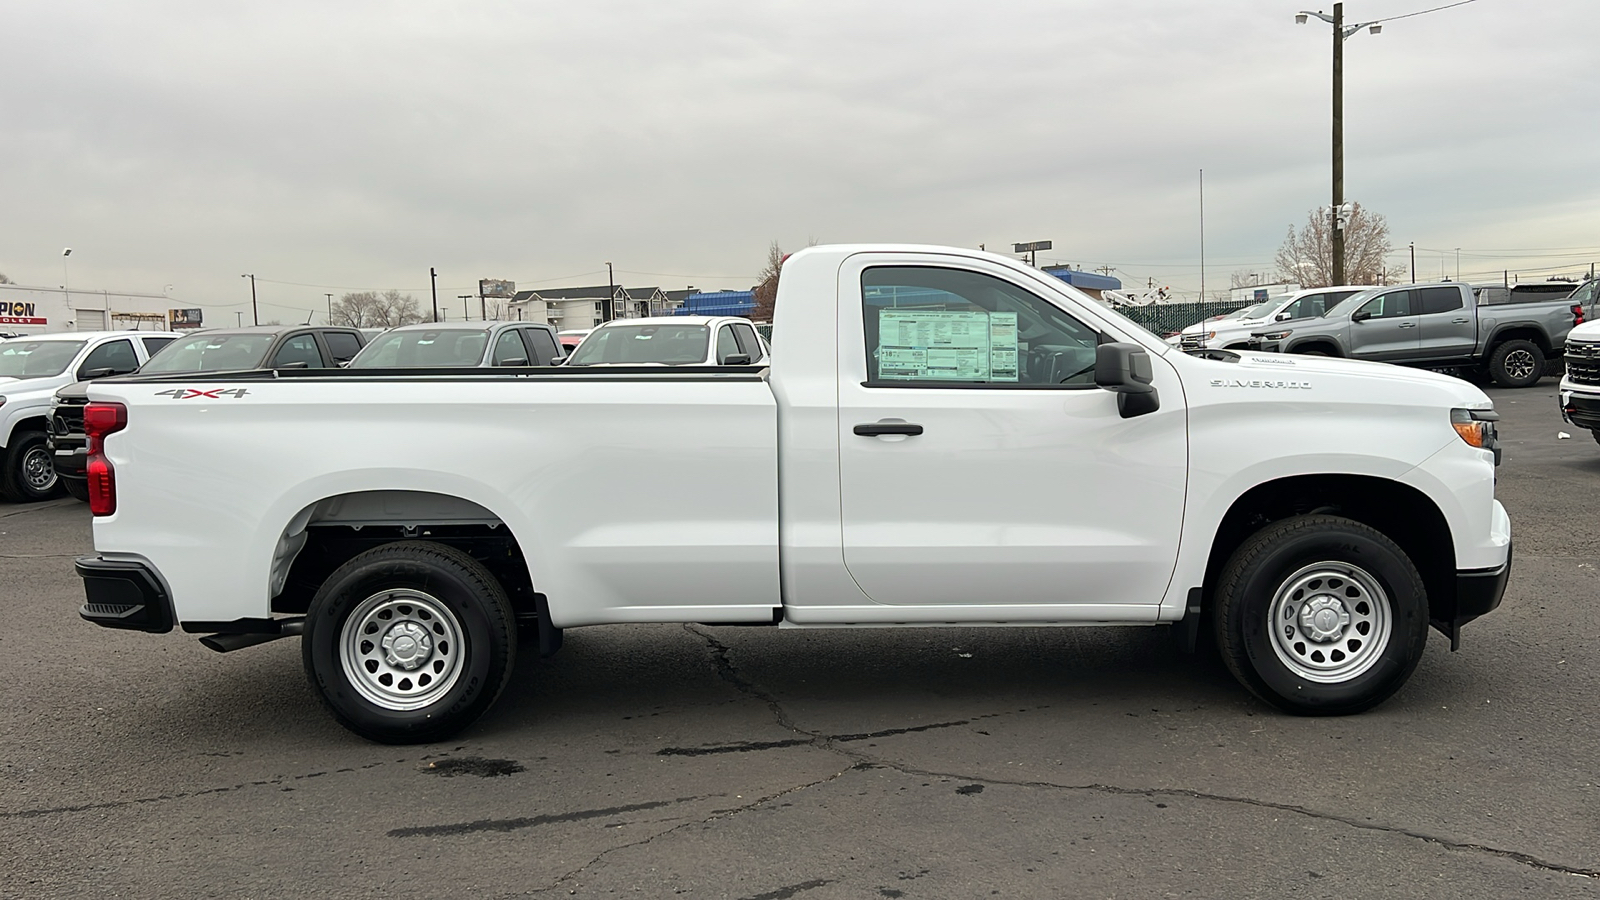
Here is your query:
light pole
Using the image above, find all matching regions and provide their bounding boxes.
[241,273,258,325]
[61,248,72,300]
[1296,5,1380,286]
[458,295,472,321]
[430,267,439,322]
[1298,1,1476,284]
[605,261,615,323]
[326,293,334,325]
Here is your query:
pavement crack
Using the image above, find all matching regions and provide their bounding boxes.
[388,795,713,838]
[857,759,1600,880]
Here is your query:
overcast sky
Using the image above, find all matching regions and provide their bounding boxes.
[2,0,1596,322]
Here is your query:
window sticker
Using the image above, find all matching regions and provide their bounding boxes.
[877,309,1017,381]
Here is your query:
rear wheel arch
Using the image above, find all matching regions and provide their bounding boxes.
[268,490,539,626]
[1198,475,1455,637]
[1285,340,1341,357]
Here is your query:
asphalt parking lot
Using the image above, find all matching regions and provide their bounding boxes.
[3,382,1598,899]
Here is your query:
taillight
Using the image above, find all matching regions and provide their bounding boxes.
[84,402,127,516]
[1574,303,1585,326]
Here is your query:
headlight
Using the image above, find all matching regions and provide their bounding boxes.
[1452,408,1501,464]
[1260,330,1293,340]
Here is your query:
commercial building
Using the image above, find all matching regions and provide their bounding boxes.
[0,283,174,336]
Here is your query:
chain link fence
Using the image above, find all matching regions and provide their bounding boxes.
[1112,299,1254,337]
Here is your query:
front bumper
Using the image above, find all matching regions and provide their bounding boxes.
[1558,388,1600,431]
[77,556,174,633]
[1434,543,1512,651]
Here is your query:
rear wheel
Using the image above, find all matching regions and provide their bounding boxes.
[1,431,63,503]
[1213,515,1427,715]
[1487,339,1544,388]
[303,541,517,744]
[62,480,91,502]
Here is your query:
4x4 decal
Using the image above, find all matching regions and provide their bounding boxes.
[154,388,251,400]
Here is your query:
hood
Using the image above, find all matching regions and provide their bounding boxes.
[1566,319,1600,343]
[1228,350,1491,405]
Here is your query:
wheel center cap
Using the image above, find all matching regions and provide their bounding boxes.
[381,622,433,670]
[1299,595,1351,643]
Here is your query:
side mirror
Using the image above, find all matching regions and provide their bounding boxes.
[1093,342,1159,419]
[497,357,529,367]
[79,366,115,379]
[723,353,752,365]
[552,354,568,365]
[276,360,310,369]
[1275,311,1292,321]
[1351,309,1371,322]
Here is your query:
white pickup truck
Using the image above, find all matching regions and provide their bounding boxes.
[76,245,1512,743]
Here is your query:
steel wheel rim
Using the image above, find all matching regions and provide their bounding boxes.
[1267,562,1392,683]
[1504,349,1536,380]
[22,446,56,493]
[340,590,465,711]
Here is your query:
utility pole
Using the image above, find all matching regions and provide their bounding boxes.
[430,268,439,323]
[1410,242,1416,283]
[1199,168,1206,302]
[236,311,243,327]
[605,262,615,322]
[1332,3,1345,286]
[458,295,472,321]
[325,293,334,325]
[241,273,258,325]
[476,279,486,321]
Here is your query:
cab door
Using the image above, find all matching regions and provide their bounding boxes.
[834,255,1187,615]
[1415,286,1475,359]
[1348,289,1420,360]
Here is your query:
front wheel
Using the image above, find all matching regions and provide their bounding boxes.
[1213,515,1427,715]
[1,431,63,503]
[1487,339,1544,388]
[303,541,517,744]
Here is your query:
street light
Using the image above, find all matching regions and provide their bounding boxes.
[605,261,615,323]
[1297,1,1474,284]
[241,273,258,325]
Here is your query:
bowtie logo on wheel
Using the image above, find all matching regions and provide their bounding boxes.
[153,388,251,399]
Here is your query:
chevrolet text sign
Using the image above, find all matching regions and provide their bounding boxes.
[0,301,46,326]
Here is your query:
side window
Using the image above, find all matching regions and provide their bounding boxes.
[78,339,139,377]
[863,266,1101,386]
[323,332,362,364]
[732,323,763,360]
[523,328,561,364]
[1280,294,1323,319]
[1418,286,1464,315]
[1357,290,1413,320]
[271,334,324,369]
[715,326,741,364]
[140,336,175,357]
[491,330,530,365]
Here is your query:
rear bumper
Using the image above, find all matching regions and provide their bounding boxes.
[77,556,174,633]
[1434,543,1512,651]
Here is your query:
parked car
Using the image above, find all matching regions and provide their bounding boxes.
[0,331,178,502]
[49,326,368,501]
[555,329,592,356]
[1169,286,1366,351]
[1556,291,1600,442]
[1247,281,1584,387]
[349,321,564,368]
[565,316,768,366]
[74,244,1508,743]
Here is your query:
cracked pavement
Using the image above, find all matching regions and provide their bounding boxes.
[4,383,1599,899]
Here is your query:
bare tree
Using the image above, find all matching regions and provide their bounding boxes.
[1274,201,1406,287]
[751,239,818,321]
[0,272,12,284]
[331,290,424,328]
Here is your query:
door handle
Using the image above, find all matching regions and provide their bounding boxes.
[1452,318,1471,324]
[1397,321,1418,328]
[853,422,924,436]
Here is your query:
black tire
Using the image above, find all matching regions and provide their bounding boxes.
[1,431,63,503]
[303,541,517,744]
[1293,348,1331,357]
[1591,430,1600,448]
[1487,339,1544,388]
[1213,515,1427,715]
[62,479,91,502]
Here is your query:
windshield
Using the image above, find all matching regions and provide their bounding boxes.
[140,334,276,373]
[350,328,490,367]
[1239,300,1282,319]
[0,340,85,379]
[567,324,711,365]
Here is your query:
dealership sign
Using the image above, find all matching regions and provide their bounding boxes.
[0,300,47,326]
